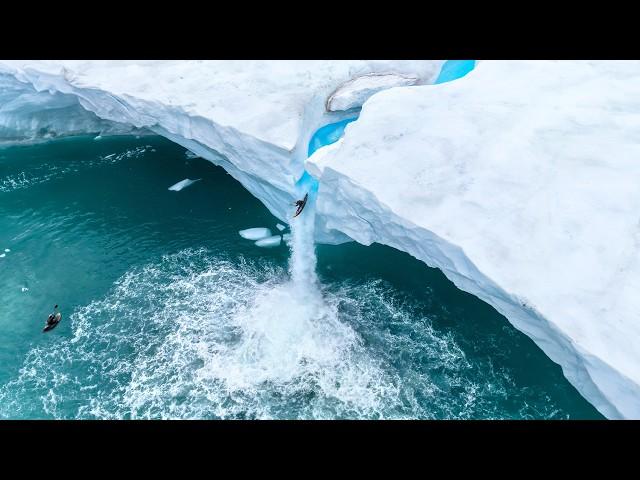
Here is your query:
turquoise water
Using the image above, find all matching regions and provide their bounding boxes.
[297,116,358,196]
[308,118,358,157]
[436,60,476,84]
[0,135,603,419]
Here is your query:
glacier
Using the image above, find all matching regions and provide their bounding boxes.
[308,60,640,419]
[0,59,638,418]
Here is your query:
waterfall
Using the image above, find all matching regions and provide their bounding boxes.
[287,117,358,288]
[288,172,319,288]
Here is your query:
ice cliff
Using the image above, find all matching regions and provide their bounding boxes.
[0,59,638,418]
[308,60,640,419]
[0,60,441,235]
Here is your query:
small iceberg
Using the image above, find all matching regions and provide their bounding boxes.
[276,223,287,231]
[0,253,5,258]
[21,287,29,292]
[282,233,292,246]
[168,178,201,191]
[4,249,9,252]
[255,235,282,248]
[239,228,272,240]
[93,135,102,141]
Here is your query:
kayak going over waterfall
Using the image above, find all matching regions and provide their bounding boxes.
[293,193,308,218]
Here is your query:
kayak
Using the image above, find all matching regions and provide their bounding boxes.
[43,313,62,332]
[293,193,308,218]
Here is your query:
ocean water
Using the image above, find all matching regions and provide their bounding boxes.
[0,135,603,419]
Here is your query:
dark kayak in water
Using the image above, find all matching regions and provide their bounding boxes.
[43,313,62,332]
[293,193,308,218]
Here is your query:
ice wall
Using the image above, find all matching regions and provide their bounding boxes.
[308,60,640,419]
[0,73,144,143]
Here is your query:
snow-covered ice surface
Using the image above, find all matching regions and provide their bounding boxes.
[309,60,640,419]
[326,73,419,111]
[1,59,639,418]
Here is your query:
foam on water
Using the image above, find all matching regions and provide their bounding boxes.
[1,247,548,419]
[0,249,382,418]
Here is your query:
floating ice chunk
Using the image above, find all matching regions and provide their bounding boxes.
[255,235,282,248]
[282,233,292,246]
[276,223,287,231]
[0,253,5,258]
[239,228,272,240]
[4,248,9,252]
[21,287,28,292]
[93,135,102,141]
[168,178,201,191]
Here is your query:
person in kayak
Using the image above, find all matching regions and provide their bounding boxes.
[47,305,60,325]
[293,193,308,218]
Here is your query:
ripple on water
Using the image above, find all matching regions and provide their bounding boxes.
[0,146,149,193]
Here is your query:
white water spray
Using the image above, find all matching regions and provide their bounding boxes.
[288,183,319,288]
